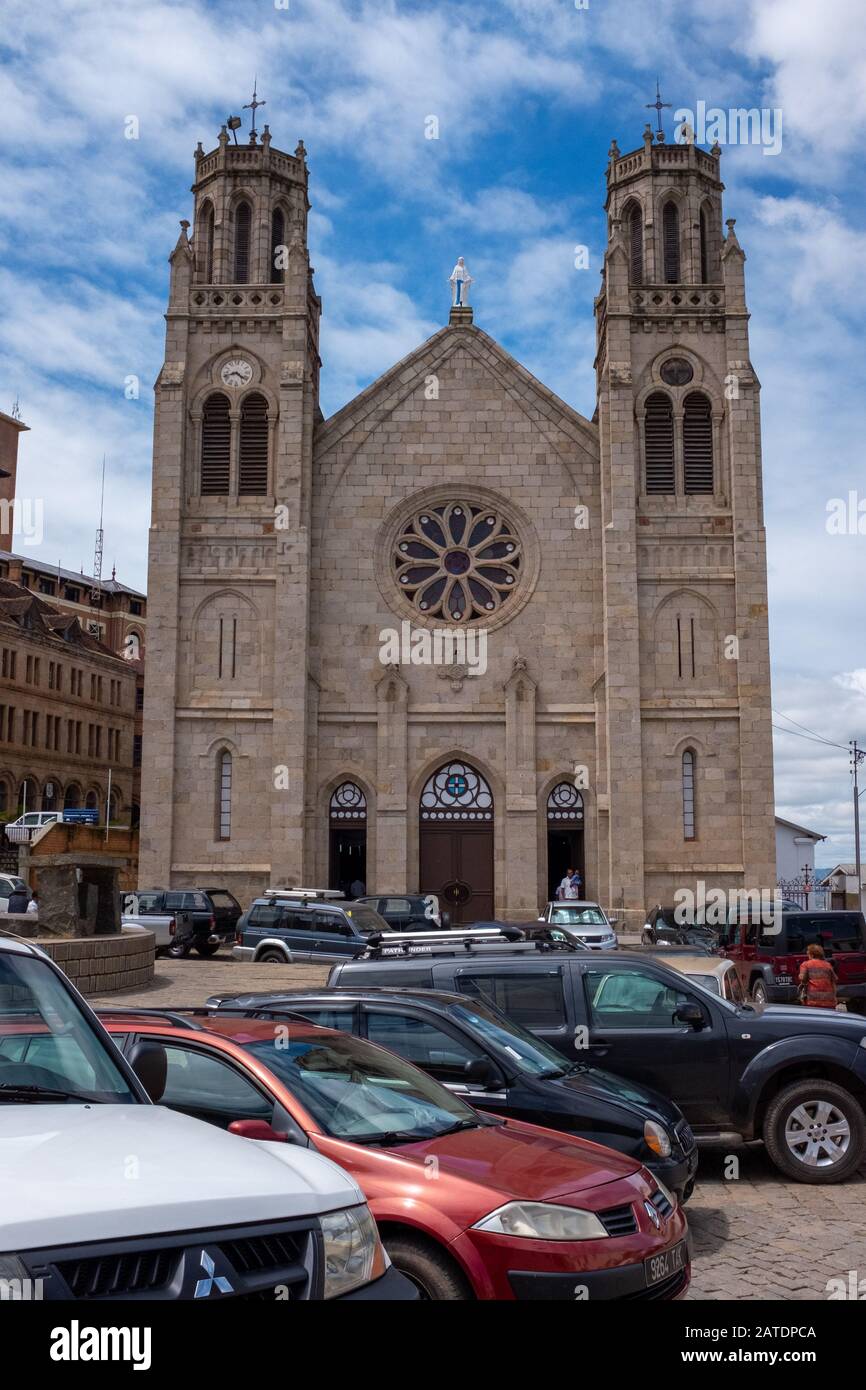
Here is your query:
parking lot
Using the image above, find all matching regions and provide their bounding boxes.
[91,954,866,1303]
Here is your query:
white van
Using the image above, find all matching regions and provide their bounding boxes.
[4,811,61,845]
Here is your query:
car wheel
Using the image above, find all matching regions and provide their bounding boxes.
[763,1079,866,1183]
[750,978,768,1005]
[383,1233,472,1300]
[168,940,192,959]
[195,941,221,958]
[256,949,289,964]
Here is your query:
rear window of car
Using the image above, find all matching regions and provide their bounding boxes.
[184,892,210,910]
[783,914,866,954]
[207,891,238,908]
[454,971,567,1027]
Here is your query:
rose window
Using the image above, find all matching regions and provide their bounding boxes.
[393,501,522,623]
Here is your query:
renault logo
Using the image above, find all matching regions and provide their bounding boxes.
[644,1200,661,1230]
[194,1249,234,1298]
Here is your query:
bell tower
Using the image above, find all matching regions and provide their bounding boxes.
[594,119,775,914]
[139,116,322,898]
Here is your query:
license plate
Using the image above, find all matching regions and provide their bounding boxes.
[644,1240,688,1288]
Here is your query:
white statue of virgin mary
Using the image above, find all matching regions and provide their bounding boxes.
[449,257,473,307]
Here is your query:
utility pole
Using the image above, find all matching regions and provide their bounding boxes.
[801,861,811,909]
[852,740,865,913]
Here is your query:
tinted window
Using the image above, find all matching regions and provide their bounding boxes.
[283,911,314,933]
[132,892,162,913]
[382,899,413,915]
[785,915,865,954]
[365,1010,485,1083]
[248,903,282,928]
[315,913,349,935]
[586,968,690,1029]
[288,1006,357,1032]
[686,972,720,995]
[164,893,185,910]
[207,891,239,909]
[184,892,210,910]
[455,971,567,1027]
[159,1044,274,1128]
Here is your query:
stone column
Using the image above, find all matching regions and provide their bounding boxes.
[375,665,408,893]
[503,658,539,918]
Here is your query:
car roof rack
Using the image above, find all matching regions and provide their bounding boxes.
[95,1006,211,1030]
[361,925,582,959]
[263,887,345,900]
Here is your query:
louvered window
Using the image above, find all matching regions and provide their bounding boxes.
[627,203,642,284]
[271,207,285,284]
[644,392,675,493]
[699,208,710,283]
[238,393,269,494]
[682,750,696,840]
[662,201,680,283]
[200,393,231,495]
[683,392,714,493]
[234,201,252,283]
[201,202,214,282]
[218,751,232,840]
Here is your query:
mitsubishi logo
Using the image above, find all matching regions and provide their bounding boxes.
[193,1249,234,1298]
[644,1200,661,1230]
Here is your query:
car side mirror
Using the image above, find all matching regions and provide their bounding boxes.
[127,1039,167,1103]
[228,1118,289,1143]
[675,1002,705,1030]
[464,1057,501,1090]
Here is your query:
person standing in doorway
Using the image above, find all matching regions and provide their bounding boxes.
[349,878,366,900]
[798,943,838,1009]
[569,868,583,899]
[557,869,577,901]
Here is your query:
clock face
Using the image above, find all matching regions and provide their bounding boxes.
[220,358,254,388]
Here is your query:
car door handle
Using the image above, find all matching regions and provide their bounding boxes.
[587,1043,610,1055]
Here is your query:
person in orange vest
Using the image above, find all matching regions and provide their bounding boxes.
[798,943,838,1009]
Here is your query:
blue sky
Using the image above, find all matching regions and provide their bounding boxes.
[1,0,865,864]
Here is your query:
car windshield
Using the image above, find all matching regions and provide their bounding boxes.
[342,905,395,934]
[0,953,138,1103]
[445,1001,570,1077]
[242,1029,478,1141]
[550,906,607,926]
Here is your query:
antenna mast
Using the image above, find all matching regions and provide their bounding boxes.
[91,455,106,604]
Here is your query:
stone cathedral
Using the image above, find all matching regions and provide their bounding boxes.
[139,118,776,923]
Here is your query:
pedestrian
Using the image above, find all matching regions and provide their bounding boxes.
[26,891,38,915]
[798,943,838,1010]
[569,868,583,899]
[557,868,575,901]
[349,877,366,899]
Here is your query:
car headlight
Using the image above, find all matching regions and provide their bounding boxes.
[644,1120,672,1158]
[473,1202,608,1241]
[321,1204,387,1298]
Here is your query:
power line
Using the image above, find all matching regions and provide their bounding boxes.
[772,723,849,751]
[772,708,850,753]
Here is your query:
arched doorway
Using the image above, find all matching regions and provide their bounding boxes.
[328,782,367,895]
[546,783,585,900]
[64,784,82,811]
[419,760,494,924]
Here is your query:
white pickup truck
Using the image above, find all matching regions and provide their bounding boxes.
[0,934,414,1301]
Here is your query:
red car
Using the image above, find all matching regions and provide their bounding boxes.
[100,1009,690,1301]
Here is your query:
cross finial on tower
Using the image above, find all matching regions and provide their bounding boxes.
[645,78,671,139]
[243,78,266,139]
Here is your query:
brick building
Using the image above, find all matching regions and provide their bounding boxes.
[0,581,138,825]
[139,119,775,920]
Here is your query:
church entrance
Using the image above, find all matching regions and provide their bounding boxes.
[419,761,494,924]
[546,783,585,901]
[328,782,367,895]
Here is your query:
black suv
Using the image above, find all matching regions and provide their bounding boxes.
[205,984,699,1200]
[641,906,718,950]
[328,946,866,1183]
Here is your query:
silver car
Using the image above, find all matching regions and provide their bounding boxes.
[537,900,619,949]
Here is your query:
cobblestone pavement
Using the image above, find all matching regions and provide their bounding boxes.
[685,1141,866,1300]
[92,954,866,1303]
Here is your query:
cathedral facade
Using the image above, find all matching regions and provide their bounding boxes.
[139,121,776,924]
